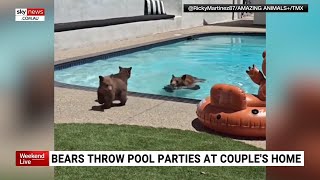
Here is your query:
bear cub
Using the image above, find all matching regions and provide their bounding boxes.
[163,74,205,92]
[170,74,205,88]
[97,66,132,109]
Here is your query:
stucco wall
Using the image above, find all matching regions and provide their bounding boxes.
[55,0,145,23]
[162,0,241,28]
[55,18,180,51]
[252,0,266,25]
[55,0,245,51]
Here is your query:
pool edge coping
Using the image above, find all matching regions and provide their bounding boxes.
[54,31,266,104]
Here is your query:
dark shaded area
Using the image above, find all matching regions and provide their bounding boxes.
[90,105,105,112]
[21,64,54,129]
[186,36,199,41]
[91,100,126,112]
[55,15,175,32]
[163,84,200,93]
[55,81,201,104]
[267,79,320,180]
[191,118,266,141]
[208,19,266,29]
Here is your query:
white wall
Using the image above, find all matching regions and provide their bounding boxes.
[161,0,241,28]
[55,0,246,51]
[161,0,182,16]
[252,0,266,25]
[182,0,235,27]
[55,0,145,23]
[55,18,180,51]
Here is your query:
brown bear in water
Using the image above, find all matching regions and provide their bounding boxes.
[170,74,205,88]
[163,74,205,92]
[97,66,132,109]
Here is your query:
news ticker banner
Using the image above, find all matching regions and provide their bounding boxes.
[184,4,308,12]
[16,151,304,167]
[15,8,45,21]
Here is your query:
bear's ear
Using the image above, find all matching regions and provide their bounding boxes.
[99,76,104,81]
[172,74,175,78]
[128,67,132,72]
[119,66,123,70]
[181,75,187,80]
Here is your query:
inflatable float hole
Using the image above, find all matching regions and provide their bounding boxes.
[216,114,221,120]
[251,109,259,115]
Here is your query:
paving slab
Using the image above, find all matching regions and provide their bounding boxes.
[55,87,266,149]
[128,100,198,130]
[55,25,265,62]
[55,87,165,124]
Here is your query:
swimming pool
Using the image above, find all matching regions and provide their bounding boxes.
[55,35,266,100]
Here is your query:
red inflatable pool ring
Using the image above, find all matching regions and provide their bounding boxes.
[196,50,266,138]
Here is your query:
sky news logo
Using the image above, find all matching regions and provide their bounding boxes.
[15,8,45,21]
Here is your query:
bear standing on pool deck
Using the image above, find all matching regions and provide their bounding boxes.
[97,66,132,109]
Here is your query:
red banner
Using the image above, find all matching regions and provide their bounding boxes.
[16,151,49,166]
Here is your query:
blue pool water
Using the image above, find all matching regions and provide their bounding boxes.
[55,35,266,100]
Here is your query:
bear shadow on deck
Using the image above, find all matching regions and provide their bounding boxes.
[90,100,124,112]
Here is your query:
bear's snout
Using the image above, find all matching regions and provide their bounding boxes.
[170,81,177,86]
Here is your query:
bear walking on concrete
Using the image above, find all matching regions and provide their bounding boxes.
[97,66,132,109]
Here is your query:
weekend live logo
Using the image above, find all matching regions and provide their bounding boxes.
[15,8,45,21]
[16,151,49,166]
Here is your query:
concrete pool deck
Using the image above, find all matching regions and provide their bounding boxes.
[55,22,266,149]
